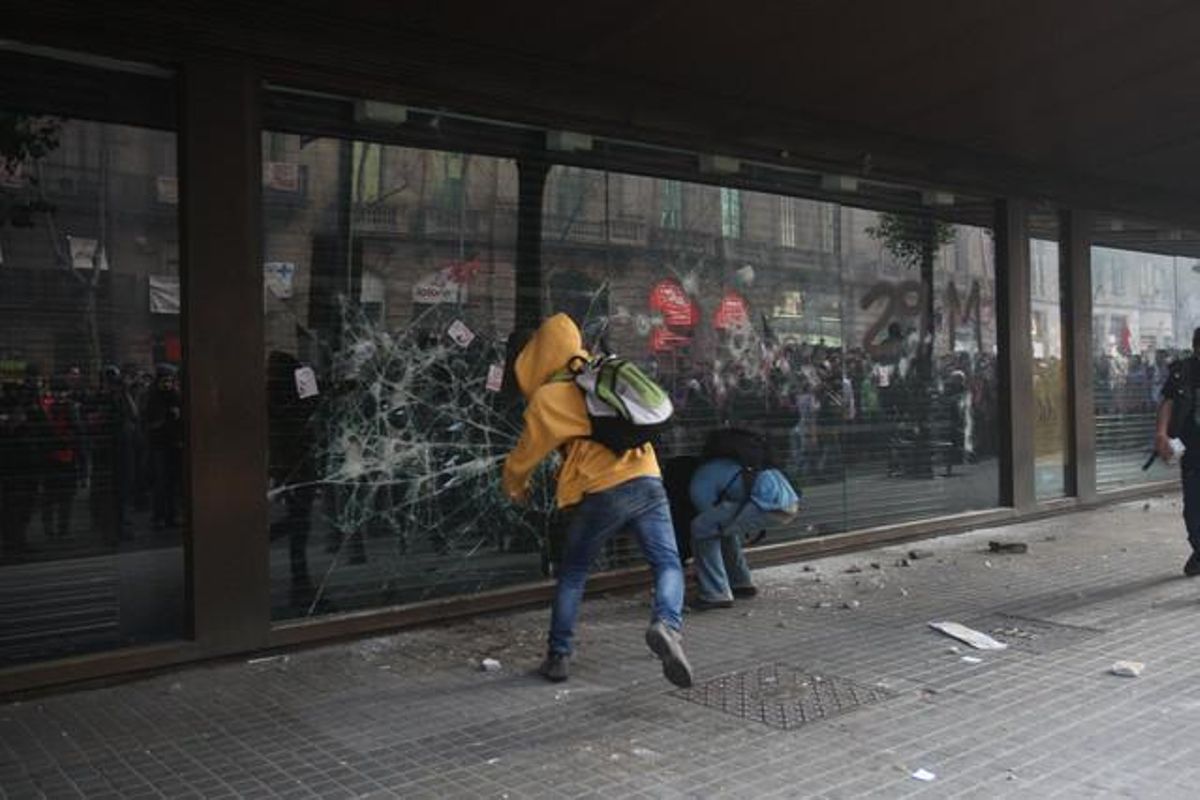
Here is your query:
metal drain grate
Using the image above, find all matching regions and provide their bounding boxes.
[673,664,895,729]
[965,614,1104,654]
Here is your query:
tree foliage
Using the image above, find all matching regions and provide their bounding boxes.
[867,212,954,269]
[0,113,64,228]
[0,113,62,171]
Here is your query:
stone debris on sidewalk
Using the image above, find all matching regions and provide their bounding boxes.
[4,494,1195,799]
[1111,660,1145,678]
[929,621,1009,650]
[479,657,502,672]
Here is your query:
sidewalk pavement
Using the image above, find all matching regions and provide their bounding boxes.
[4,492,1200,799]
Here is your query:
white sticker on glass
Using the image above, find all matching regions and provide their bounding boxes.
[294,366,320,399]
[448,319,476,348]
[486,363,504,393]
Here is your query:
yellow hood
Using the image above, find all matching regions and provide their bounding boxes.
[514,313,588,398]
[502,313,659,508]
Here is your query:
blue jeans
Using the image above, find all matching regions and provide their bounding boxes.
[691,501,796,601]
[548,477,683,656]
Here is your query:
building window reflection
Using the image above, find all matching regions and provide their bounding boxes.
[720,187,741,239]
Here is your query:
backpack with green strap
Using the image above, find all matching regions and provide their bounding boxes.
[553,354,674,454]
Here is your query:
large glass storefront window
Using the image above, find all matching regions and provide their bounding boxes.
[543,169,999,539]
[0,50,184,666]
[1091,217,1200,491]
[264,89,999,619]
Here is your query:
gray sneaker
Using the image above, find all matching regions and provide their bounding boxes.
[645,621,694,688]
[538,652,569,683]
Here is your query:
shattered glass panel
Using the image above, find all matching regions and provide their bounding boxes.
[264,134,561,619]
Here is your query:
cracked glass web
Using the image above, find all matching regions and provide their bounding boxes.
[270,300,567,614]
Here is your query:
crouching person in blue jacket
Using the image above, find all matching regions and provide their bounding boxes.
[688,460,800,609]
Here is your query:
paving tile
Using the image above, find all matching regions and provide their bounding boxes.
[4,497,1198,797]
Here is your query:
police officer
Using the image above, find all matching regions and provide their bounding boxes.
[1154,327,1200,576]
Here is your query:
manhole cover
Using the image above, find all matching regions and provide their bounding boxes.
[673,664,895,729]
[965,614,1104,654]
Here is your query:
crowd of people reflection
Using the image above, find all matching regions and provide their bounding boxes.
[660,323,999,484]
[1093,349,1177,417]
[0,362,183,563]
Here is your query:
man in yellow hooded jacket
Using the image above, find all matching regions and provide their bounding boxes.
[502,313,693,687]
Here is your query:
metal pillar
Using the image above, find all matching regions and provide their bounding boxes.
[995,198,1036,511]
[181,59,270,651]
